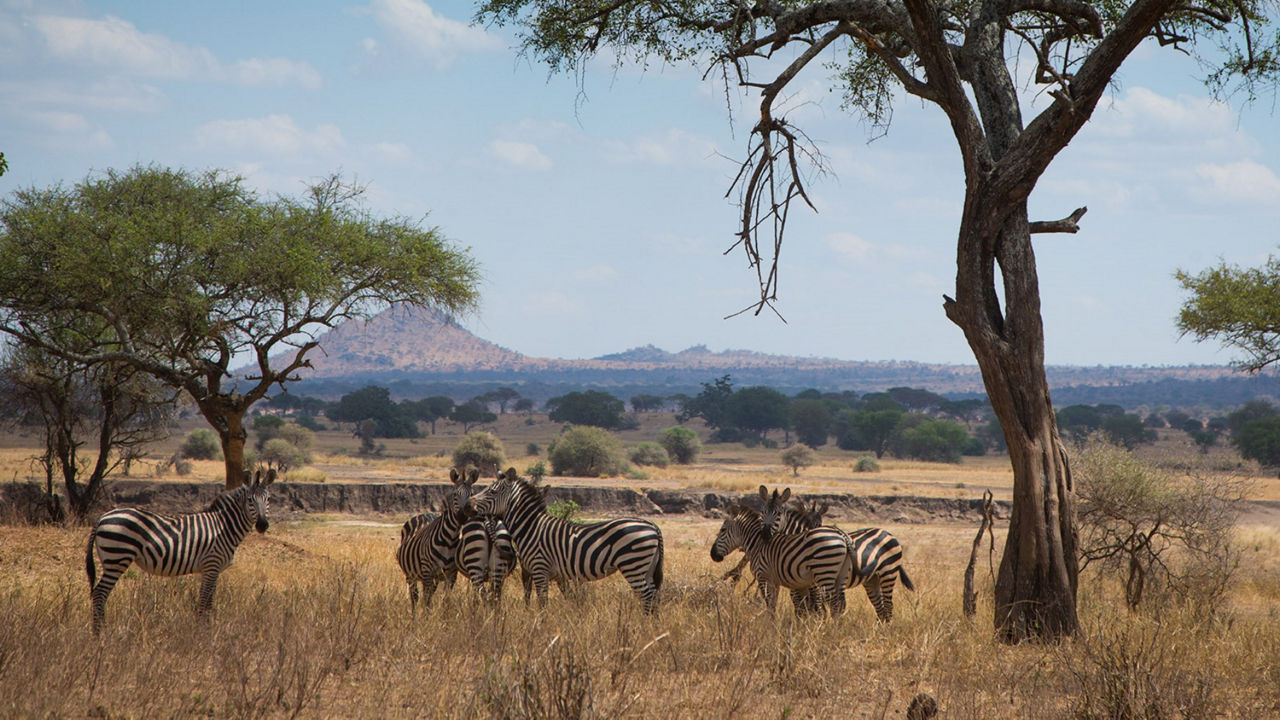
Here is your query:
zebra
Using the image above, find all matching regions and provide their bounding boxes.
[455,512,517,603]
[85,468,276,635]
[710,489,851,616]
[466,467,664,614]
[760,486,915,622]
[395,467,477,610]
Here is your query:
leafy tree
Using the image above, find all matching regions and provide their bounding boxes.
[1178,254,1280,373]
[547,390,625,428]
[452,431,507,474]
[780,443,816,476]
[938,398,990,423]
[834,408,905,458]
[1102,413,1157,449]
[889,415,970,463]
[513,397,535,414]
[858,393,906,413]
[480,387,521,413]
[1057,404,1104,439]
[1234,416,1280,468]
[658,426,702,464]
[1226,400,1278,437]
[0,346,175,519]
[259,437,308,473]
[630,442,671,467]
[329,386,420,438]
[479,0,1280,641]
[727,386,791,442]
[630,394,665,413]
[180,428,224,461]
[677,375,734,430]
[404,395,455,434]
[790,398,831,448]
[450,401,497,432]
[0,166,479,488]
[548,426,628,477]
[886,387,948,412]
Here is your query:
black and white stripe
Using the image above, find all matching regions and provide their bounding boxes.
[761,486,915,622]
[467,467,664,614]
[712,488,851,616]
[85,469,275,634]
[395,467,477,610]
[456,514,517,603]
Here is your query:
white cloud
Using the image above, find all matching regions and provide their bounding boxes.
[489,139,552,170]
[367,0,502,70]
[603,128,719,166]
[826,232,933,266]
[32,13,320,88]
[826,232,875,264]
[1195,160,1280,209]
[194,115,346,155]
[525,290,584,317]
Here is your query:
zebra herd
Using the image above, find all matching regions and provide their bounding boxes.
[83,466,914,631]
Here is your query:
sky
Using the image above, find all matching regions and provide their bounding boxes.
[2,0,1278,369]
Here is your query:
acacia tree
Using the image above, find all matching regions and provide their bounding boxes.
[1178,254,1280,373]
[0,166,479,488]
[477,0,1277,640]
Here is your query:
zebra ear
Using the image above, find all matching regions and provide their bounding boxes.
[817,502,828,516]
[758,485,769,502]
[779,488,791,504]
[265,468,277,486]
[450,468,462,485]
[467,467,479,485]
[505,466,518,480]
[243,469,252,487]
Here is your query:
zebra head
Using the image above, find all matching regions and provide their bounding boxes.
[790,500,827,531]
[245,468,275,533]
[757,485,791,540]
[710,504,754,562]
[444,467,481,518]
[466,466,520,518]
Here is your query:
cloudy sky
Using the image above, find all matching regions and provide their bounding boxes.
[3,0,1277,368]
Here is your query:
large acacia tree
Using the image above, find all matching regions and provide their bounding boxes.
[0,166,480,488]
[475,0,1276,640]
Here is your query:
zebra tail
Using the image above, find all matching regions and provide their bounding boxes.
[85,527,98,591]
[652,540,664,591]
[899,565,915,592]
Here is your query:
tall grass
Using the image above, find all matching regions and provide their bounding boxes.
[3,519,1278,719]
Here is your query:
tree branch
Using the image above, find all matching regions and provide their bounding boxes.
[1029,206,1088,233]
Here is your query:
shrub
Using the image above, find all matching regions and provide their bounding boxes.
[780,443,815,476]
[546,498,581,523]
[526,442,541,457]
[629,442,670,467]
[548,426,628,477]
[658,426,701,464]
[526,460,548,482]
[179,429,222,461]
[452,431,507,475]
[260,438,308,472]
[854,456,880,473]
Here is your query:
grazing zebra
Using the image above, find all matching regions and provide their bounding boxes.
[85,468,276,634]
[711,490,851,616]
[721,496,828,613]
[760,486,915,622]
[395,467,477,610]
[456,513,517,603]
[467,467,664,614]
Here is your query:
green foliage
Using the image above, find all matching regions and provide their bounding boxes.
[547,426,628,477]
[253,415,285,431]
[526,460,548,482]
[402,395,455,433]
[526,442,541,456]
[658,426,701,464]
[833,408,904,457]
[180,429,223,461]
[1177,254,1280,372]
[677,375,734,429]
[329,386,419,438]
[546,498,581,523]
[1101,413,1157,449]
[452,431,507,475]
[449,401,497,431]
[726,386,790,441]
[1234,416,1280,468]
[629,394,664,412]
[854,456,880,473]
[547,390,625,428]
[629,442,670,468]
[260,438,308,472]
[780,443,815,476]
[888,415,970,463]
[789,398,830,448]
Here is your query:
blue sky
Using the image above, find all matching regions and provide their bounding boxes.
[3,0,1278,368]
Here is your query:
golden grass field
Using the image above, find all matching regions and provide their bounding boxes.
[2,415,1280,718]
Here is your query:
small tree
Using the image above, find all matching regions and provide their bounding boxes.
[1076,439,1249,610]
[658,426,701,464]
[548,426,628,477]
[450,401,497,432]
[547,390,625,428]
[780,443,815,476]
[630,442,670,468]
[180,429,224,461]
[260,437,308,473]
[452,431,506,475]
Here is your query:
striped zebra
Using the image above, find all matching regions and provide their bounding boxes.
[467,467,664,614]
[395,467,477,610]
[721,496,829,614]
[456,513,517,603]
[85,468,276,634]
[711,489,851,616]
[760,486,915,622]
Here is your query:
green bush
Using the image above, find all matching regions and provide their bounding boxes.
[526,442,541,457]
[629,442,670,467]
[526,460,548,482]
[854,456,880,473]
[657,426,701,464]
[260,438,308,472]
[452,431,507,475]
[179,429,223,461]
[546,498,581,523]
[548,426,628,477]
[780,443,815,476]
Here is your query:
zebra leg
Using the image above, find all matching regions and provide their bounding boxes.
[407,578,420,611]
[825,582,847,616]
[864,573,889,622]
[421,575,441,608]
[878,573,897,622]
[197,568,222,620]
[789,589,813,617]
[622,566,660,615]
[521,568,534,606]
[533,573,551,608]
[89,557,131,635]
[759,582,778,614]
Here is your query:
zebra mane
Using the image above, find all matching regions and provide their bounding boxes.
[203,484,248,514]
[513,474,551,510]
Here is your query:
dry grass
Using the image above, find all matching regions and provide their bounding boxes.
[4,514,1279,719]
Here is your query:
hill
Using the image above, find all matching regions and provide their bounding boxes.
[265,306,1278,408]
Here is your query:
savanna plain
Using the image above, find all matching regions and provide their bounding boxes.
[3,413,1279,719]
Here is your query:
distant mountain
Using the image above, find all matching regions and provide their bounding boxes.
[266,305,1276,408]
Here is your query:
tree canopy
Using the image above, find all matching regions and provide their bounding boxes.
[1178,253,1280,373]
[0,166,480,487]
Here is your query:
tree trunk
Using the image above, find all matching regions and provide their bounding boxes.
[197,395,250,489]
[947,207,1078,642]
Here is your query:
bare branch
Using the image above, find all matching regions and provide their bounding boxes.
[1029,206,1088,233]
